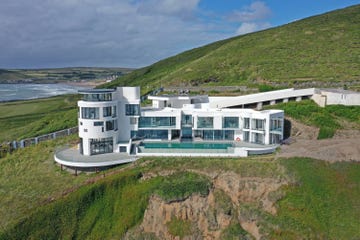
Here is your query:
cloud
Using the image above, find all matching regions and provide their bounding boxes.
[229,1,271,22]
[236,22,271,35]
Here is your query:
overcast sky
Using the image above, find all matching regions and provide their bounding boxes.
[0,0,358,69]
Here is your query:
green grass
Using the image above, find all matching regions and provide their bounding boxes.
[103,5,360,92]
[0,95,78,142]
[0,135,92,231]
[155,171,211,202]
[265,100,360,139]
[166,217,193,239]
[1,140,359,239]
[267,158,360,239]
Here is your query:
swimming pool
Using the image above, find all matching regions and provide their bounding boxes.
[141,142,233,149]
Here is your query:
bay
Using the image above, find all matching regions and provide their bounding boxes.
[0,83,88,102]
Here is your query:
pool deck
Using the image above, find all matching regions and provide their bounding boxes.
[55,141,278,168]
[54,147,137,168]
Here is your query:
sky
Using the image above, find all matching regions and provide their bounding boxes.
[0,0,358,69]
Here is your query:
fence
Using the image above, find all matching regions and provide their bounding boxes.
[0,127,78,158]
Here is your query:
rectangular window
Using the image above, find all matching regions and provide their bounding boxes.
[125,104,140,116]
[252,132,265,144]
[94,121,104,126]
[81,107,99,119]
[223,117,239,128]
[137,130,168,139]
[106,121,113,131]
[112,106,117,117]
[90,137,113,155]
[103,106,112,117]
[270,118,282,132]
[252,119,265,131]
[243,118,250,129]
[243,131,250,142]
[139,117,176,128]
[83,93,112,102]
[197,117,213,128]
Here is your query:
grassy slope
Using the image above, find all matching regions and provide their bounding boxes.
[0,67,133,83]
[1,155,359,239]
[0,95,78,142]
[265,100,360,139]
[103,5,360,91]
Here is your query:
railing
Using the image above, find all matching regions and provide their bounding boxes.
[0,127,78,158]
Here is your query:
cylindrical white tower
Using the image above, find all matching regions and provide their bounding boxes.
[78,89,118,156]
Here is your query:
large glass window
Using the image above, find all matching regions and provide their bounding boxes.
[139,117,176,128]
[270,118,282,132]
[270,133,282,144]
[223,117,239,128]
[199,130,234,140]
[252,119,265,130]
[137,130,168,139]
[83,93,112,101]
[252,132,264,144]
[81,107,99,119]
[125,104,140,116]
[181,114,192,126]
[197,117,213,128]
[90,137,113,155]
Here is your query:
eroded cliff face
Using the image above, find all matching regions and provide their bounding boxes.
[125,170,287,240]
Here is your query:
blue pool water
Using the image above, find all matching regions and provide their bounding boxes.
[141,142,232,149]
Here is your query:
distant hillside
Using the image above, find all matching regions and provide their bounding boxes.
[103,5,360,92]
[0,67,134,84]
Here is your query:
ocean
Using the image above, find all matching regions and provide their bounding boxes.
[0,83,89,102]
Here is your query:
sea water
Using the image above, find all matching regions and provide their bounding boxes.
[0,83,88,102]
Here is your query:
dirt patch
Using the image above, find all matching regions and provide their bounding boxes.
[278,119,360,162]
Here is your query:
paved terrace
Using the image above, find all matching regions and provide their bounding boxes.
[209,88,315,109]
[55,147,137,168]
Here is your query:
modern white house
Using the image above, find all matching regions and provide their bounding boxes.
[76,87,284,158]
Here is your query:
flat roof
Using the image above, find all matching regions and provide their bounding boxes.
[78,89,116,94]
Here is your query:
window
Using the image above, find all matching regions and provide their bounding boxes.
[137,130,168,139]
[139,117,176,128]
[90,137,113,155]
[83,93,112,101]
[81,107,99,119]
[94,121,104,126]
[119,146,127,152]
[223,117,239,128]
[243,131,250,142]
[243,118,250,129]
[103,106,112,117]
[270,118,282,132]
[252,132,264,144]
[106,120,118,131]
[197,117,213,128]
[112,106,117,117]
[125,104,140,116]
[201,130,234,140]
[252,119,265,130]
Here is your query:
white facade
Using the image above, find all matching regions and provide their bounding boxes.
[77,87,284,156]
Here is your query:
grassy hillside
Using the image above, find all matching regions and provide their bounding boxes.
[1,154,359,239]
[0,67,133,83]
[265,100,360,139]
[103,5,360,92]
[0,95,78,142]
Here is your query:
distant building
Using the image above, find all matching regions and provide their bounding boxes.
[77,87,284,157]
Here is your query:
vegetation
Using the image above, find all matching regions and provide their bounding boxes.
[268,158,360,239]
[0,67,133,83]
[103,5,360,92]
[0,95,78,142]
[265,99,360,139]
[0,135,92,230]
[155,171,211,202]
[1,143,359,239]
[166,217,193,239]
